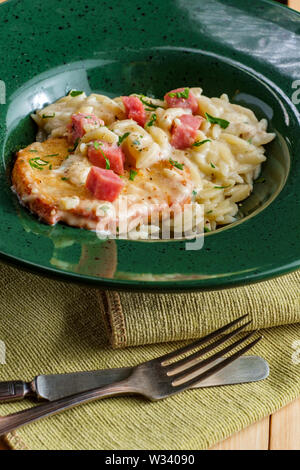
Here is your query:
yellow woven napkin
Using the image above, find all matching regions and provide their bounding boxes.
[0,261,300,450]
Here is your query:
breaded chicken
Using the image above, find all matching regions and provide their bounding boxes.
[12,137,193,232]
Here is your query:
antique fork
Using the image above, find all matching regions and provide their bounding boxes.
[0,314,261,435]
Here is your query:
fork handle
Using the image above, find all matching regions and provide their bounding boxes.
[0,381,32,402]
[0,379,135,435]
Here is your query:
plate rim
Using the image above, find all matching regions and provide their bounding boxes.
[0,0,299,290]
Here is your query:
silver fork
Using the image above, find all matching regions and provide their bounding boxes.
[0,314,261,435]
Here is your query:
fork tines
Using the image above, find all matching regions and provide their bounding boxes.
[159,314,262,391]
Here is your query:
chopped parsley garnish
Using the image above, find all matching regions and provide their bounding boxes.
[169,158,184,170]
[193,139,211,147]
[192,190,197,196]
[139,96,160,109]
[69,90,84,97]
[206,210,213,214]
[42,113,55,119]
[68,138,79,152]
[117,132,130,146]
[247,138,253,144]
[100,205,109,213]
[104,155,110,169]
[133,139,140,146]
[204,226,211,233]
[255,177,266,184]
[45,153,59,157]
[205,112,230,129]
[92,142,110,169]
[129,169,138,181]
[168,88,189,99]
[49,164,53,170]
[29,149,38,153]
[214,184,231,189]
[61,177,69,181]
[29,157,51,170]
[210,162,216,168]
[29,159,44,170]
[146,113,157,127]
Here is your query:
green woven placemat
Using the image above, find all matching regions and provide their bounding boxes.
[0,262,299,450]
[100,271,300,348]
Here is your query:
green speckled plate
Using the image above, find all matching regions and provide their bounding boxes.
[0,0,299,291]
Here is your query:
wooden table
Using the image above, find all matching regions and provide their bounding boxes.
[0,0,299,450]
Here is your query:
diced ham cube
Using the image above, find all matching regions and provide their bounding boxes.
[171,114,203,149]
[88,141,125,175]
[68,113,105,144]
[164,88,198,114]
[122,96,147,127]
[86,167,124,202]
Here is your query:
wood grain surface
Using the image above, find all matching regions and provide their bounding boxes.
[0,0,299,451]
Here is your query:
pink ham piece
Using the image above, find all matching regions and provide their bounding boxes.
[164,88,198,114]
[68,113,105,144]
[171,114,203,149]
[86,167,124,202]
[87,141,125,175]
[122,96,147,127]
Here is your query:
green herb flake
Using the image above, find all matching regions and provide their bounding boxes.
[146,113,157,127]
[49,164,53,170]
[117,132,130,146]
[104,155,110,169]
[210,162,216,169]
[93,141,101,150]
[29,159,44,170]
[255,177,266,184]
[129,169,138,181]
[61,177,69,181]
[42,113,55,119]
[69,90,84,97]
[29,157,50,169]
[206,210,213,215]
[29,149,38,153]
[192,139,212,147]
[214,184,231,189]
[139,96,160,109]
[192,190,197,196]
[247,138,253,144]
[205,112,230,129]
[204,226,211,233]
[44,153,59,157]
[100,205,110,213]
[169,158,184,170]
[68,138,79,153]
[168,88,190,99]
[91,141,110,169]
[93,142,110,169]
